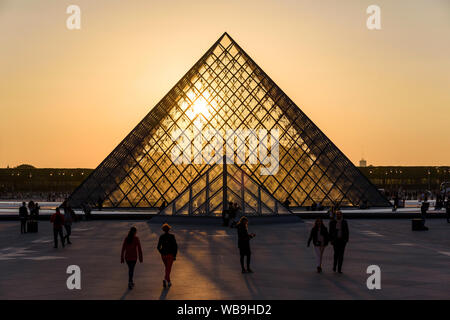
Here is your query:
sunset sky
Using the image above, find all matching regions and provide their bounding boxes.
[1,0,449,168]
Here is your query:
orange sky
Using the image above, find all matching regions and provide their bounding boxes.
[1,0,449,168]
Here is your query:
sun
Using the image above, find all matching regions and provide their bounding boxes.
[185,91,212,121]
[192,97,210,118]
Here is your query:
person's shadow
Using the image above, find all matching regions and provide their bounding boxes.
[159,287,170,300]
[120,288,131,300]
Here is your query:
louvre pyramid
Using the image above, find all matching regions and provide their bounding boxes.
[68,32,390,211]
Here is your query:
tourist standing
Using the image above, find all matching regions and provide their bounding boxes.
[157,223,178,288]
[32,202,40,217]
[27,201,34,216]
[19,202,28,234]
[328,210,349,273]
[230,202,240,228]
[307,218,329,273]
[82,203,92,220]
[222,201,232,227]
[121,227,143,290]
[98,197,103,211]
[236,216,255,273]
[392,193,399,212]
[63,205,73,244]
[327,205,336,219]
[50,208,65,248]
[283,198,291,208]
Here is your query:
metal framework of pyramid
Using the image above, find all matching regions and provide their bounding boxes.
[68,32,390,212]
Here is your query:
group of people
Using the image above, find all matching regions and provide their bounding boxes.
[19,201,76,248]
[120,216,257,290]
[49,203,76,248]
[120,210,349,292]
[120,223,178,290]
[307,210,349,273]
[18,201,40,233]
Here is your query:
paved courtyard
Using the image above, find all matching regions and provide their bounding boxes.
[0,218,449,299]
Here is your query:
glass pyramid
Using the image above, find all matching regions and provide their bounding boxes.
[68,33,390,210]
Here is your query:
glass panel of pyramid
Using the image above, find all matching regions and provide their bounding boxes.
[68,33,390,210]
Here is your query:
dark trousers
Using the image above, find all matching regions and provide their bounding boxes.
[64,224,72,242]
[126,260,137,283]
[240,253,251,270]
[333,240,347,272]
[53,228,64,248]
[20,220,27,233]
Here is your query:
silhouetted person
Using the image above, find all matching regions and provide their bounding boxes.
[329,210,349,273]
[307,218,329,273]
[222,207,229,226]
[157,223,178,288]
[317,201,324,211]
[222,201,233,227]
[421,200,429,216]
[63,205,74,244]
[50,208,65,248]
[159,200,168,211]
[27,201,34,216]
[82,203,91,220]
[121,227,143,290]
[327,205,336,219]
[392,194,399,212]
[283,198,291,208]
[32,202,40,217]
[19,202,28,234]
[230,202,240,228]
[98,197,103,211]
[236,216,255,273]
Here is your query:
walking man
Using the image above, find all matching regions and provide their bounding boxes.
[50,208,65,248]
[63,205,74,244]
[329,210,349,273]
[157,223,178,288]
[19,202,28,234]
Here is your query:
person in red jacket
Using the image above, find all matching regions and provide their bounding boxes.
[121,227,143,290]
[50,208,65,248]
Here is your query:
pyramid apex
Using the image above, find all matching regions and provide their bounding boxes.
[219,32,232,40]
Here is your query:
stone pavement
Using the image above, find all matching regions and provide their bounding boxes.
[0,218,449,299]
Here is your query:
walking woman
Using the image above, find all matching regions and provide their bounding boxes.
[307,218,329,273]
[121,227,143,290]
[157,223,178,288]
[236,216,255,273]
